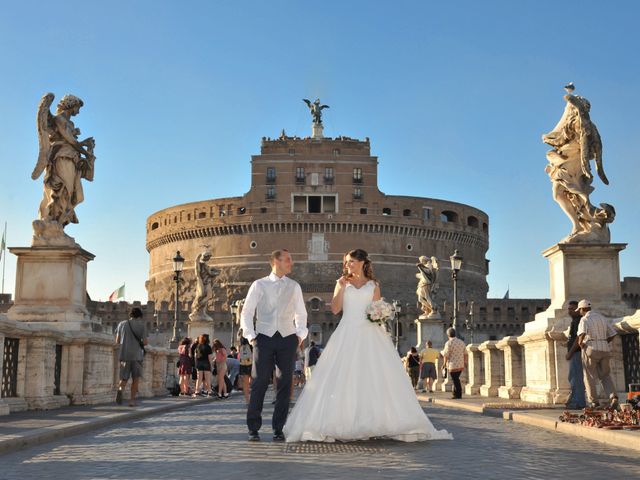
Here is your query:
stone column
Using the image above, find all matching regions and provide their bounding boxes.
[433,355,452,392]
[479,341,503,397]
[497,336,525,399]
[464,344,483,395]
[23,336,68,409]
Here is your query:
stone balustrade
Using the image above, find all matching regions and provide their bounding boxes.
[464,344,483,395]
[478,341,503,397]
[496,336,525,399]
[0,315,177,415]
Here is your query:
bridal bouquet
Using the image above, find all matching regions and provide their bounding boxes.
[366,299,396,325]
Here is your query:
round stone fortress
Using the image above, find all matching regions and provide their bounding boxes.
[145,130,489,342]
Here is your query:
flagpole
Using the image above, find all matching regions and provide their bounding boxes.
[1,222,6,295]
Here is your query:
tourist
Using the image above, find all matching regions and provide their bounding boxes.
[193,334,213,397]
[213,338,229,398]
[405,347,421,389]
[304,341,320,380]
[226,355,240,391]
[442,328,467,399]
[565,301,587,409]
[177,337,193,396]
[419,340,439,393]
[228,346,239,359]
[238,337,253,403]
[294,345,305,388]
[114,307,148,407]
[577,299,617,407]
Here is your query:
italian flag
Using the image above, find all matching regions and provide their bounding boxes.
[108,284,125,302]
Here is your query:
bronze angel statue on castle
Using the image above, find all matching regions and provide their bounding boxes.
[32,93,95,232]
[303,98,330,125]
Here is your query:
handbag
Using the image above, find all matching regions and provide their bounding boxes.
[441,366,448,379]
[176,360,181,368]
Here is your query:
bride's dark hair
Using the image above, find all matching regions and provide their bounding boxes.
[343,248,377,281]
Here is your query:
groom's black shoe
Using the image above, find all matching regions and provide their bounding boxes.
[248,430,260,441]
[273,431,285,442]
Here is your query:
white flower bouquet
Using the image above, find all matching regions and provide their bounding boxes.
[366,299,396,325]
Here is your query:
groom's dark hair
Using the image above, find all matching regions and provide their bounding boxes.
[269,249,289,265]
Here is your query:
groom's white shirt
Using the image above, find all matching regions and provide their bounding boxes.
[240,272,308,343]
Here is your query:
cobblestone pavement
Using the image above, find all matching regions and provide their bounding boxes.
[1,392,639,480]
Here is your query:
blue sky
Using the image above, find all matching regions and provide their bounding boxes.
[1,1,639,302]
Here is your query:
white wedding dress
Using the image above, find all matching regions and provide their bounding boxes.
[283,280,452,442]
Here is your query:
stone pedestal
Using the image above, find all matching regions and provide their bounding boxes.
[519,242,633,404]
[7,245,95,330]
[188,319,214,343]
[464,344,483,395]
[479,341,502,397]
[312,123,324,139]
[415,315,447,350]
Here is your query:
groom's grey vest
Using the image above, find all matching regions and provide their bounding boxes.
[255,277,298,338]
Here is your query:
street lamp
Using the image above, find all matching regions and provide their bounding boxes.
[465,301,475,344]
[449,249,463,332]
[392,300,401,352]
[170,250,185,348]
[230,300,239,348]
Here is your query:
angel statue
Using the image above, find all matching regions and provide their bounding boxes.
[416,256,439,318]
[542,85,615,243]
[189,250,220,322]
[303,98,330,125]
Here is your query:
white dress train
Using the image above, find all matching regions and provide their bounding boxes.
[283,280,453,442]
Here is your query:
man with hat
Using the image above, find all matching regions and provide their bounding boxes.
[576,299,617,407]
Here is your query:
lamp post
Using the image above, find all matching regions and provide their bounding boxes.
[392,300,401,352]
[465,301,475,344]
[170,250,185,348]
[230,300,239,348]
[449,249,463,332]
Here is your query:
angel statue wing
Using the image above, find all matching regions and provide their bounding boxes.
[32,92,55,180]
[320,103,330,111]
[302,98,312,108]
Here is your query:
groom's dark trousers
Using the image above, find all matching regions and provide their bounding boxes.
[247,331,298,433]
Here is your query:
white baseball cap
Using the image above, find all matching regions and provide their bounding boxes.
[577,299,591,309]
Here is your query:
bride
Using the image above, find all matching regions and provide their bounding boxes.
[283,249,452,442]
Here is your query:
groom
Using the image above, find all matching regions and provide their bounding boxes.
[240,249,308,441]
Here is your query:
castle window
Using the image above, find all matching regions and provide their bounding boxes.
[360,208,368,214]
[353,188,362,200]
[382,208,391,216]
[309,297,321,311]
[332,149,340,156]
[423,208,431,221]
[308,196,321,213]
[289,148,295,156]
[353,168,363,184]
[482,222,488,233]
[324,167,334,184]
[250,241,257,249]
[296,167,305,184]
[187,214,191,221]
[467,215,479,228]
[440,210,458,223]
[260,207,267,213]
[266,167,276,183]
[198,212,206,219]
[403,209,412,217]
[266,187,276,200]
[151,222,159,230]
[237,207,246,215]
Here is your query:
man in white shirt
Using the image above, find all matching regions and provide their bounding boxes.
[576,299,617,407]
[240,249,308,441]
